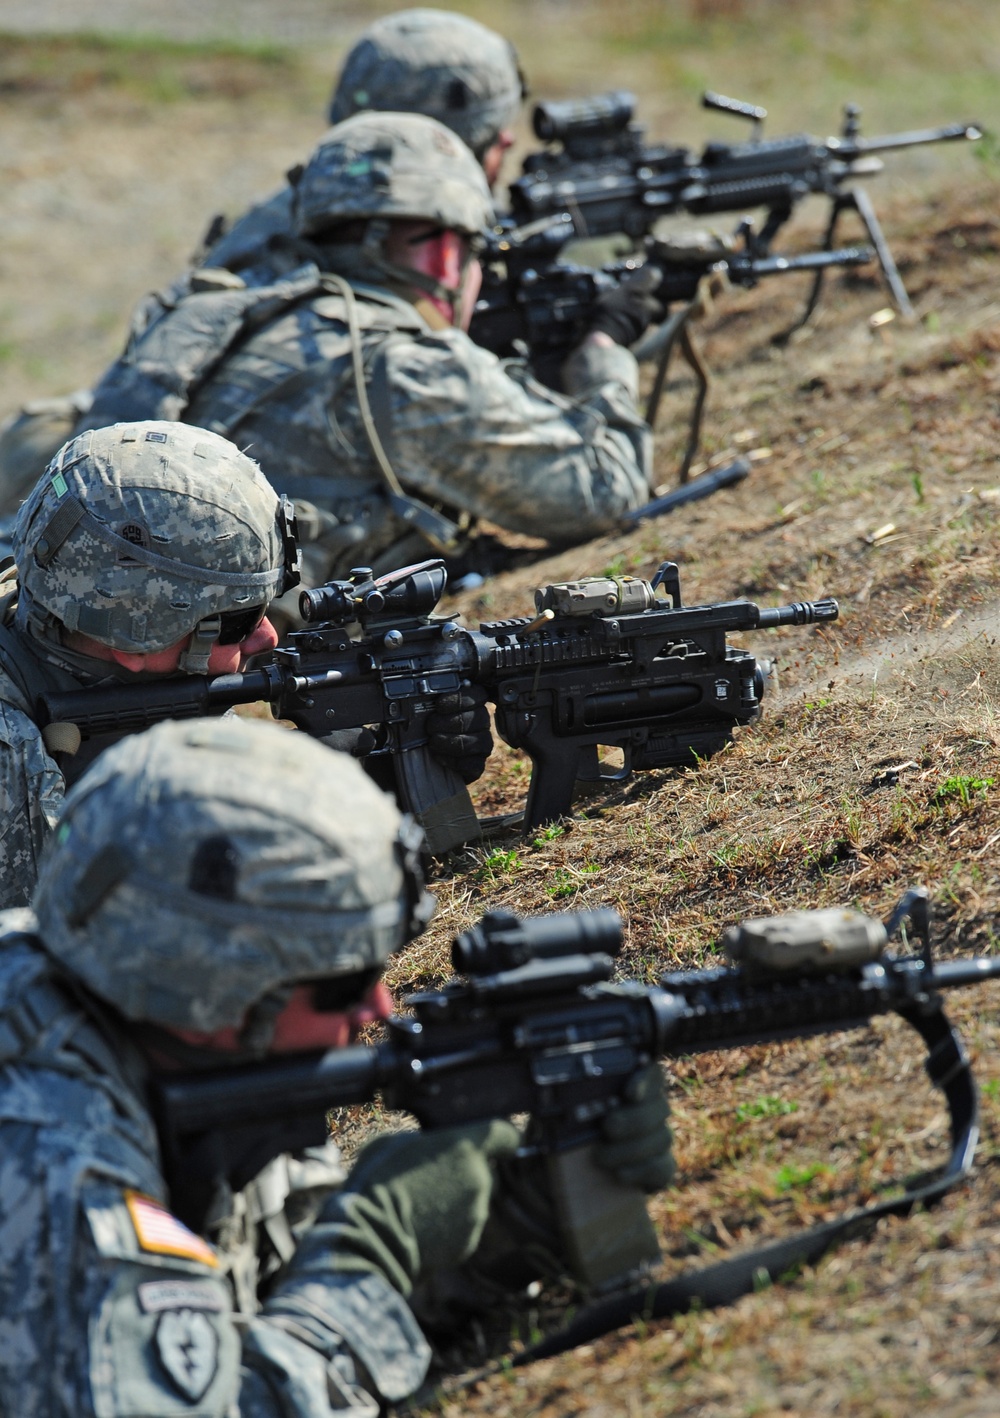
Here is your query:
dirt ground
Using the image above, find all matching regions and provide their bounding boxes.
[3,11,1000,1417]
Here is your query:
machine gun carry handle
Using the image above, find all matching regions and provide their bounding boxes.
[702,89,768,140]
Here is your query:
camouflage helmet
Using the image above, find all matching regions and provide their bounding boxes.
[13,421,299,672]
[328,8,525,160]
[34,716,431,1036]
[294,111,493,241]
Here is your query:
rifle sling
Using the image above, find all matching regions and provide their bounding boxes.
[515,1001,977,1364]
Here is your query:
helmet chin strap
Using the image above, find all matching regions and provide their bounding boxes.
[359,219,468,323]
[238,985,295,1056]
[177,614,221,675]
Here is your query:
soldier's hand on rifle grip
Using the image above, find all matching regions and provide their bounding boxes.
[594,1062,675,1192]
[587,266,665,347]
[425,681,494,784]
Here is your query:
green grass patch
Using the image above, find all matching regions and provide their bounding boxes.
[546,862,600,898]
[477,847,522,881]
[774,1161,831,1193]
[931,774,994,807]
[736,1095,799,1122]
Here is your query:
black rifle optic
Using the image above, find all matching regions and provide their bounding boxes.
[471,222,872,477]
[153,889,994,1352]
[509,88,982,331]
[37,559,839,855]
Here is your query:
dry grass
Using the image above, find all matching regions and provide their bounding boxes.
[378,175,1000,1417]
[3,12,1000,1413]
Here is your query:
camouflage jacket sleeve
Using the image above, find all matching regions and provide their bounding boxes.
[241,1276,428,1415]
[375,327,652,542]
[246,1240,431,1412]
[0,1120,414,1416]
[0,928,415,1418]
[0,699,65,909]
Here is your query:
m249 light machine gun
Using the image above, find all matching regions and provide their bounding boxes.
[37,560,839,854]
[154,890,995,1355]
[509,88,981,331]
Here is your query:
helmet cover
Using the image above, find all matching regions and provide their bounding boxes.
[329,8,524,158]
[13,421,296,654]
[294,110,493,241]
[34,716,429,1031]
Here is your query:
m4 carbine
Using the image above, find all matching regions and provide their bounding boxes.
[509,88,981,330]
[154,889,994,1335]
[37,559,839,854]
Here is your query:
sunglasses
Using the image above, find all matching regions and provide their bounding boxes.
[217,604,267,645]
[309,966,385,1013]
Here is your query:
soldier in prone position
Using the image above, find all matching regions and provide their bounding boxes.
[0,7,527,515]
[0,714,674,1415]
[75,112,656,600]
[0,421,290,908]
[0,419,492,908]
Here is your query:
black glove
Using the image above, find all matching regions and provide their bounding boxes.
[593,1062,675,1192]
[588,265,665,347]
[437,1063,676,1305]
[425,681,493,784]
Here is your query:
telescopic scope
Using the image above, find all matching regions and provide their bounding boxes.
[453,907,623,975]
[533,90,635,145]
[300,561,448,625]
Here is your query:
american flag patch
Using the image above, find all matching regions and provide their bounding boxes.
[125,1191,218,1268]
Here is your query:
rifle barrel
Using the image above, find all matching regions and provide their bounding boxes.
[622,459,750,525]
[930,956,1000,989]
[757,598,839,628]
[833,122,982,157]
[749,245,873,278]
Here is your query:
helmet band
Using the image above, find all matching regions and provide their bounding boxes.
[31,495,280,592]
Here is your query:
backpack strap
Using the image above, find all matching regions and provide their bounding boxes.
[323,273,462,555]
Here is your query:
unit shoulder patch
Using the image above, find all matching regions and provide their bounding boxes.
[154,1309,219,1403]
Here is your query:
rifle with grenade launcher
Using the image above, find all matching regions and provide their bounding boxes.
[37,559,839,855]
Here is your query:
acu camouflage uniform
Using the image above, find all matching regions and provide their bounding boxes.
[0,422,291,909]
[78,114,651,588]
[0,718,433,1416]
[0,9,525,514]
